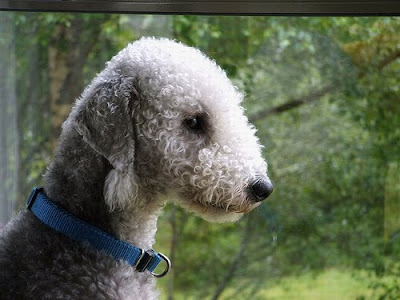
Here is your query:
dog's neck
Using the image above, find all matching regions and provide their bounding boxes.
[44,129,161,250]
[110,200,162,250]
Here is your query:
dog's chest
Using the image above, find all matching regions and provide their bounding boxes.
[107,265,159,300]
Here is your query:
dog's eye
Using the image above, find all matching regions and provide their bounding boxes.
[184,116,204,133]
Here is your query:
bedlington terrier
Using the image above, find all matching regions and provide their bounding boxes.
[0,37,273,299]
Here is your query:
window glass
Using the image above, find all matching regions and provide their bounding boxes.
[1,12,399,299]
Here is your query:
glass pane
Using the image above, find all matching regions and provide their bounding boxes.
[0,12,399,299]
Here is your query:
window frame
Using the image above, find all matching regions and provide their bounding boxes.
[0,0,399,15]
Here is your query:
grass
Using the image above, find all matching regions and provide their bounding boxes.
[158,268,381,300]
[253,268,375,300]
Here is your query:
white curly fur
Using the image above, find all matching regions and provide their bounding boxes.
[94,37,270,221]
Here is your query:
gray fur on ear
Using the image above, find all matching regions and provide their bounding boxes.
[72,76,138,210]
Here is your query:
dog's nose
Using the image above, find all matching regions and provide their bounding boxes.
[249,179,273,202]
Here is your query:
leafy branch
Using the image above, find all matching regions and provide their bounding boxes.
[249,84,335,122]
[249,47,400,121]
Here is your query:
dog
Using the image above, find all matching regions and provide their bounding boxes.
[0,37,272,299]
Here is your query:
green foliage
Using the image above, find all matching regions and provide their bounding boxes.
[168,16,399,298]
[4,13,400,299]
[368,262,400,300]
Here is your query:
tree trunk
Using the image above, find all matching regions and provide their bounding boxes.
[0,13,18,225]
[167,206,178,300]
[211,217,255,300]
[49,15,109,150]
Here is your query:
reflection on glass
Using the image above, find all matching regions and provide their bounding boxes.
[0,13,399,299]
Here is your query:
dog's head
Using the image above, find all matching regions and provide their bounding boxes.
[71,37,272,222]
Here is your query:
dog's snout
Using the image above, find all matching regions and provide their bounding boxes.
[249,179,273,202]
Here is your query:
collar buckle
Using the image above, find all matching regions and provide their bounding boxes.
[135,249,157,272]
[135,249,171,278]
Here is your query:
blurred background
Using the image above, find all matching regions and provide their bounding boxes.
[0,13,399,299]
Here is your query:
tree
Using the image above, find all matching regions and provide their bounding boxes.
[0,13,18,224]
[4,13,399,299]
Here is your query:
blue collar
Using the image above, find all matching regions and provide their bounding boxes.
[26,187,170,278]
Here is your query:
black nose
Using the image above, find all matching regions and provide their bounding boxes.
[249,179,273,202]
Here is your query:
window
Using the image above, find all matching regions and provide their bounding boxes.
[1,2,399,299]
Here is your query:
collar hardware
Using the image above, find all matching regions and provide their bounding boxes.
[136,250,157,273]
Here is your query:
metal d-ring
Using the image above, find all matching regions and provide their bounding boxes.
[151,252,171,278]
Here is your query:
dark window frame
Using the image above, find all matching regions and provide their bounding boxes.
[0,0,399,15]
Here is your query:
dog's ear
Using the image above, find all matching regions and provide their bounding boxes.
[73,76,138,210]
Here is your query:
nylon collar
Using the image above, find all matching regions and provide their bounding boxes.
[26,187,170,278]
